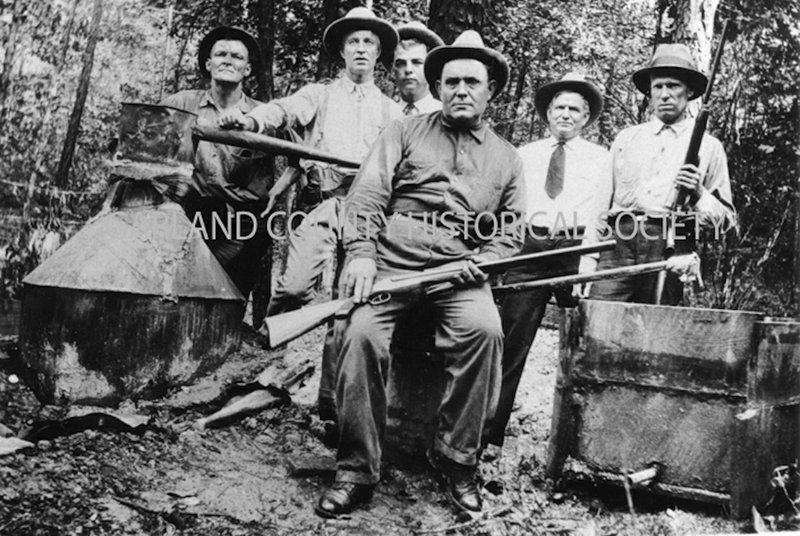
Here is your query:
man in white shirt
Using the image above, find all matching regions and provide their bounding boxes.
[484,73,609,450]
[589,44,735,304]
[392,21,443,115]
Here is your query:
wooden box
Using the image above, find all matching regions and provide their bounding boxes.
[548,300,799,518]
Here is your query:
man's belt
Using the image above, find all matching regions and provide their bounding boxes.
[528,225,585,239]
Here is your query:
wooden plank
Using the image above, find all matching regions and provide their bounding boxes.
[578,300,763,393]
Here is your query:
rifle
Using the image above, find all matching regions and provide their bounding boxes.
[261,240,616,348]
[192,123,361,169]
[655,19,732,303]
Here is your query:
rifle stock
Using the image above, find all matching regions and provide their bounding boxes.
[261,240,616,348]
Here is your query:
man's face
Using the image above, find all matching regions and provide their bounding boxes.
[547,91,590,141]
[650,75,689,124]
[437,59,495,126]
[341,30,380,78]
[206,39,251,85]
[392,42,428,103]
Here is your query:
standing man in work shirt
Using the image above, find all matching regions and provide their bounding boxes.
[392,21,443,115]
[315,31,525,518]
[161,27,272,300]
[484,73,609,453]
[590,44,735,304]
[218,7,402,315]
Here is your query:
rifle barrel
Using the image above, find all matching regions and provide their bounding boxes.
[193,124,361,168]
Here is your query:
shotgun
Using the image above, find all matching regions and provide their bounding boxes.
[192,123,361,169]
[655,19,732,303]
[261,240,616,348]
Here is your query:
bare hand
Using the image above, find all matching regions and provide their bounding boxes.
[572,255,597,300]
[674,163,704,203]
[345,257,377,303]
[450,256,488,288]
[217,110,255,131]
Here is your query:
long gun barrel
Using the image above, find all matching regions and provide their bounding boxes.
[192,124,361,169]
[262,240,616,348]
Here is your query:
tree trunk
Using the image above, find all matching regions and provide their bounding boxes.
[315,0,362,80]
[428,0,489,44]
[0,0,22,119]
[253,0,274,101]
[55,0,103,188]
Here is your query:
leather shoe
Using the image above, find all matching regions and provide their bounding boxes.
[426,450,482,512]
[315,481,374,518]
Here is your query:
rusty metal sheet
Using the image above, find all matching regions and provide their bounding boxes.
[23,203,243,301]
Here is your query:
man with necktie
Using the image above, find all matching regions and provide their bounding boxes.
[392,21,444,116]
[484,73,609,453]
[589,44,736,304]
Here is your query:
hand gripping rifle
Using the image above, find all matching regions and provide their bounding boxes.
[654,19,732,303]
[261,240,616,348]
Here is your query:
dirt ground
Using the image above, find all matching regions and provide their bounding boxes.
[0,315,775,535]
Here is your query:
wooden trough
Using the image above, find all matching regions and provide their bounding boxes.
[548,299,799,518]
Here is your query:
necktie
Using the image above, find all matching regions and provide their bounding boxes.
[403,102,417,116]
[545,141,565,199]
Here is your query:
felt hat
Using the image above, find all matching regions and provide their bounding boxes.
[534,72,604,126]
[632,43,708,100]
[396,21,444,51]
[198,26,261,79]
[323,7,398,69]
[424,30,509,100]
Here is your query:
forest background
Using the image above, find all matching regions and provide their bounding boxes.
[0,0,797,315]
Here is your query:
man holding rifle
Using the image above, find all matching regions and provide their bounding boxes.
[483,73,609,453]
[314,31,525,517]
[590,44,735,304]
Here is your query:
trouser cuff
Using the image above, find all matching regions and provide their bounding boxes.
[335,470,379,485]
[434,437,478,467]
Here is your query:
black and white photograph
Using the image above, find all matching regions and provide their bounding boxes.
[0,0,798,533]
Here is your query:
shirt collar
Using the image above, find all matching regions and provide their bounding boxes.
[340,75,377,94]
[549,136,582,150]
[651,116,693,136]
[414,92,435,107]
[440,113,487,143]
[199,90,252,112]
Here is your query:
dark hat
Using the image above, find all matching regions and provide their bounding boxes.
[632,44,708,100]
[534,72,604,126]
[396,21,444,51]
[198,26,261,79]
[424,30,509,100]
[323,7,399,69]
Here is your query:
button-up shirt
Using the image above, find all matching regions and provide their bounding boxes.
[344,112,526,272]
[518,136,609,231]
[160,89,271,206]
[247,76,402,178]
[402,92,441,115]
[600,117,735,230]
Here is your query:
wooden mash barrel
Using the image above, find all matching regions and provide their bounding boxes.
[548,299,800,518]
[18,104,244,405]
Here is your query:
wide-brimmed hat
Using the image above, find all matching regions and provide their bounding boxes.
[534,72,604,126]
[396,21,444,51]
[424,30,509,100]
[632,44,708,100]
[323,7,398,69]
[198,26,261,79]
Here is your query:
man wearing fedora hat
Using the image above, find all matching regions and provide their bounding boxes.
[589,43,735,304]
[483,73,610,452]
[314,30,525,517]
[218,7,402,319]
[161,26,272,301]
[392,21,444,115]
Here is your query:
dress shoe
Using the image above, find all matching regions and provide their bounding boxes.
[315,481,374,518]
[426,450,482,512]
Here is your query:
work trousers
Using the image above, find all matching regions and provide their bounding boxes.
[590,216,685,305]
[485,233,580,447]
[335,283,503,485]
[266,197,342,316]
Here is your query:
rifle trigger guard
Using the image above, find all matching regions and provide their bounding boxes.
[368,292,391,306]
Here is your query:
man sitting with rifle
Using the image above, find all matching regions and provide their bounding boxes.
[590,43,736,304]
[314,31,525,517]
